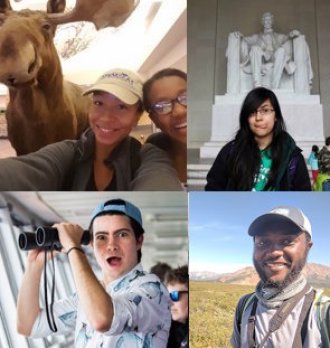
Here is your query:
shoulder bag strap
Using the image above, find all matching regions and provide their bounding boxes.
[248,284,310,348]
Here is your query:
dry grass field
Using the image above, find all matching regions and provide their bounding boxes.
[190,281,330,348]
[190,282,254,348]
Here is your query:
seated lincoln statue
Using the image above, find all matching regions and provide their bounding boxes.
[226,12,313,94]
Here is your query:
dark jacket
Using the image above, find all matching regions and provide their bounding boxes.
[205,137,311,191]
[167,320,188,348]
[318,146,330,175]
[0,129,182,191]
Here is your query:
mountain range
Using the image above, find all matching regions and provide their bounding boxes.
[190,263,330,288]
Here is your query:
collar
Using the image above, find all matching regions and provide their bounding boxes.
[255,274,308,308]
[105,263,145,292]
[72,129,142,190]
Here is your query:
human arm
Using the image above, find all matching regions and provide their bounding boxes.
[55,223,114,332]
[205,144,232,191]
[289,29,301,38]
[230,311,241,348]
[130,143,182,191]
[104,273,171,342]
[0,140,77,190]
[290,153,312,191]
[16,249,57,336]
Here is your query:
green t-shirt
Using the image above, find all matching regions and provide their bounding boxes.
[252,148,272,191]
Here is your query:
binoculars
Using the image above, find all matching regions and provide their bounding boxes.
[18,227,91,251]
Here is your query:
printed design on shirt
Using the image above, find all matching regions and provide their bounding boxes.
[254,165,270,186]
[76,322,93,348]
[58,310,77,326]
[253,148,272,191]
[139,281,163,304]
[114,270,146,292]
[115,329,144,348]
[129,293,142,306]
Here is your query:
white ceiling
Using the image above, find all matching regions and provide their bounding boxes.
[1,192,188,271]
[0,0,187,88]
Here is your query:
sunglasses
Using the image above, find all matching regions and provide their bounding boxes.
[169,290,188,302]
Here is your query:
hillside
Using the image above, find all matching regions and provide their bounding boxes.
[190,263,330,288]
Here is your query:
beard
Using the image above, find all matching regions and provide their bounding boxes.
[253,250,309,291]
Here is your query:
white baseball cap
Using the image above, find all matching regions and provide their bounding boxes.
[248,206,312,238]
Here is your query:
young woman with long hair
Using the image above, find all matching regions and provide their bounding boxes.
[205,87,311,191]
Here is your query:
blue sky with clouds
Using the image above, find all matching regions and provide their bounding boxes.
[189,192,330,274]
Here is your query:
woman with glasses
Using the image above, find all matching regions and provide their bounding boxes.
[0,68,182,191]
[205,87,311,191]
[143,68,187,186]
[165,265,189,348]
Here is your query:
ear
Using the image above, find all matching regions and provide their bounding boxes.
[0,0,12,13]
[136,234,144,250]
[47,0,66,14]
[307,240,313,250]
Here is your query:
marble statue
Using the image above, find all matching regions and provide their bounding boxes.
[226,12,313,94]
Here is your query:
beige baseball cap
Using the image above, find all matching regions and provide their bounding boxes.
[83,68,143,105]
[248,206,312,238]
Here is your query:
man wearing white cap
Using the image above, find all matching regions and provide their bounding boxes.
[0,68,182,191]
[17,198,171,347]
[231,206,330,348]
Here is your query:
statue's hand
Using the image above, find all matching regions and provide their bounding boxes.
[289,29,300,38]
[232,31,243,38]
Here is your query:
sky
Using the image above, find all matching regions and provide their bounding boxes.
[189,192,330,274]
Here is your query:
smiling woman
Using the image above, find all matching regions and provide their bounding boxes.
[205,87,311,191]
[143,68,187,186]
[0,68,182,191]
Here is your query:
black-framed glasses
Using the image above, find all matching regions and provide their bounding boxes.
[250,107,274,117]
[169,290,188,302]
[149,93,187,116]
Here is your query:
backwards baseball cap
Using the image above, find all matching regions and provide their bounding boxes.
[83,68,143,105]
[248,206,312,238]
[90,198,143,228]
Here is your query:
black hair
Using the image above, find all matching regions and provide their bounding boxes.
[228,87,288,190]
[325,136,330,146]
[312,145,319,154]
[143,68,187,113]
[90,211,145,263]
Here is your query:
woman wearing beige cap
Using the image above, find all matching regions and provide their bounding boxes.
[0,68,182,191]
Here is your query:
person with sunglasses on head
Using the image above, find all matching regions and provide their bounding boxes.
[143,68,187,186]
[0,68,182,191]
[205,87,311,191]
[165,265,189,348]
[17,198,171,347]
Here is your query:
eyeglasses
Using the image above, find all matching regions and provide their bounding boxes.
[250,107,274,117]
[149,93,187,116]
[169,290,188,302]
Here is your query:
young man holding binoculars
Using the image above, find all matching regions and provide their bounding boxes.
[16,198,171,347]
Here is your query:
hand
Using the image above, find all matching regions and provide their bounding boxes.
[232,31,243,38]
[289,29,300,38]
[27,248,59,268]
[53,222,84,252]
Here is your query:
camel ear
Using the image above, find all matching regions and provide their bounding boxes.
[0,0,12,13]
[47,0,66,14]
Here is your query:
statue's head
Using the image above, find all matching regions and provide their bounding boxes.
[261,12,274,29]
